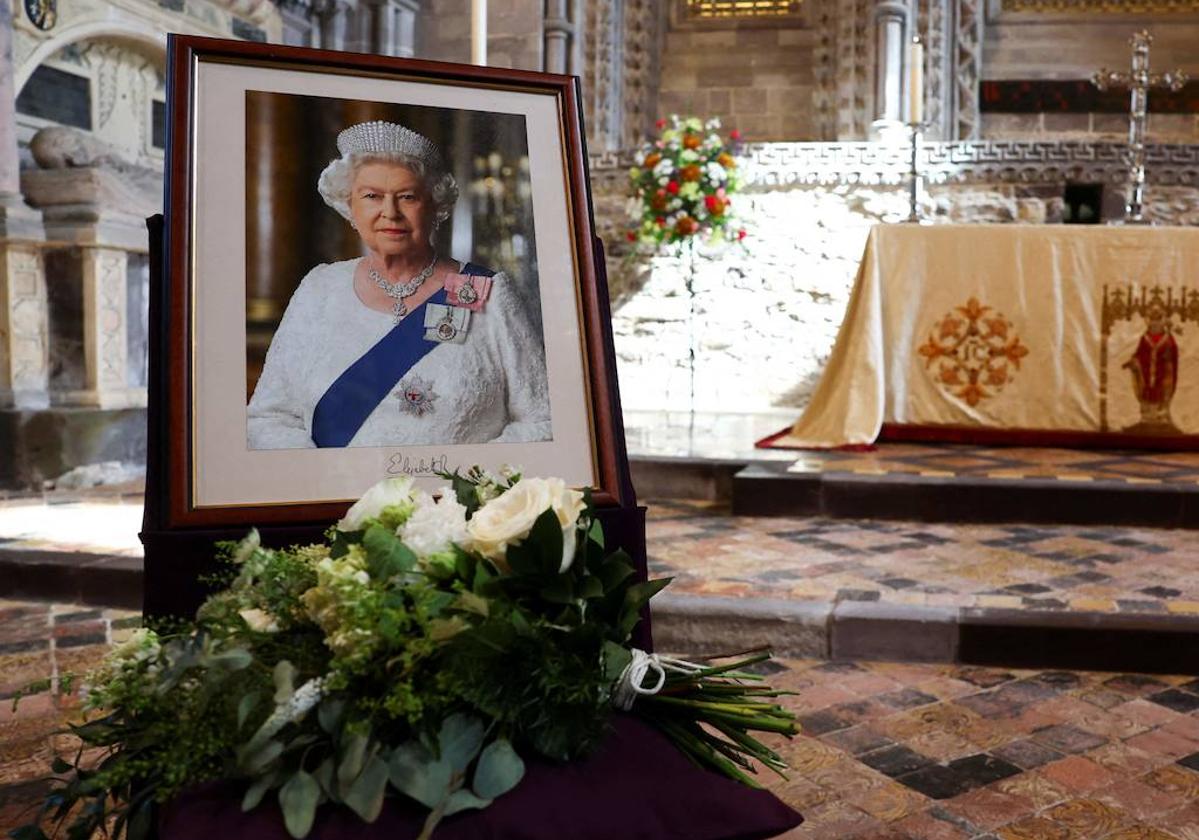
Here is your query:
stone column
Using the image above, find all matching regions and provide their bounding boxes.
[870,0,909,143]
[544,0,574,74]
[0,2,49,410]
[81,247,130,408]
[22,128,156,410]
[318,0,352,51]
[394,0,419,57]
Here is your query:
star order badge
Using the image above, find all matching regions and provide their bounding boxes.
[395,374,437,416]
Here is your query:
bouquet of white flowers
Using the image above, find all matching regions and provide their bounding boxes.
[14,469,796,840]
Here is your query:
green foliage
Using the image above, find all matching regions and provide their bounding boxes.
[12,470,794,840]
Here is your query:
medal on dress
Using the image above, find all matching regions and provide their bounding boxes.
[443,274,492,311]
[423,303,470,344]
[395,374,437,416]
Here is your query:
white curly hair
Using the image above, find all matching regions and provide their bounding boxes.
[317,123,459,227]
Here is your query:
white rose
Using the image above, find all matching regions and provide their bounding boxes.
[238,608,280,633]
[467,477,585,572]
[400,492,469,558]
[337,477,416,531]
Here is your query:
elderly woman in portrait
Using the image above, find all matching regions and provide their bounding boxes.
[247,121,552,449]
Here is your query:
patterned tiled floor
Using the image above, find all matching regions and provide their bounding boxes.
[781,443,1199,489]
[646,500,1199,615]
[4,599,1199,839]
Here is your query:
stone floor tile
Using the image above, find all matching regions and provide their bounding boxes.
[1116,699,1184,730]
[904,730,981,763]
[1125,729,1199,761]
[894,764,975,800]
[1147,690,1199,715]
[821,725,896,756]
[941,786,1034,831]
[944,753,1023,787]
[1088,743,1173,777]
[858,744,936,779]
[1030,723,1111,754]
[1139,765,1199,799]
[843,778,926,823]
[1040,755,1122,794]
[994,815,1079,839]
[1093,778,1189,823]
[1040,797,1133,837]
[892,808,978,840]
[1154,800,1199,840]
[1099,826,1186,840]
[994,771,1074,811]
[992,738,1066,770]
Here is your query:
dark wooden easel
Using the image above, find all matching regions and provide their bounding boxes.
[139,216,652,651]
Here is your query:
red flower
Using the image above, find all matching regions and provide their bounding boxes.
[666,180,679,194]
[674,216,699,236]
[737,229,747,241]
[656,217,667,227]
[704,195,726,216]
[655,118,667,130]
[626,231,637,242]
[729,129,742,141]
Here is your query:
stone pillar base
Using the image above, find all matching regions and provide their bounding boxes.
[0,406,147,490]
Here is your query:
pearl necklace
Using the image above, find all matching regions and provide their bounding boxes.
[369,254,437,321]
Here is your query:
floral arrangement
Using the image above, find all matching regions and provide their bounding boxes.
[625,115,744,251]
[14,469,796,840]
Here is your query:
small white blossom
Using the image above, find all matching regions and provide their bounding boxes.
[400,492,469,558]
[337,477,416,531]
[652,158,675,178]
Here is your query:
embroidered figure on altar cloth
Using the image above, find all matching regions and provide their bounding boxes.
[1123,305,1180,432]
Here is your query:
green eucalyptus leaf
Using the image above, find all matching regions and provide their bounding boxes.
[472,738,525,800]
[317,699,346,735]
[439,714,485,772]
[50,756,72,775]
[337,733,369,788]
[313,758,336,800]
[241,771,277,812]
[273,661,297,704]
[388,742,453,809]
[237,693,259,731]
[342,754,389,823]
[207,647,253,670]
[442,788,492,817]
[241,739,284,775]
[279,771,320,839]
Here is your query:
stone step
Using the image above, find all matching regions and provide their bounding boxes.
[731,460,1199,528]
[6,543,1194,675]
[651,593,1199,675]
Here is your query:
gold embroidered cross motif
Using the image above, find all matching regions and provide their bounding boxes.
[918,298,1029,407]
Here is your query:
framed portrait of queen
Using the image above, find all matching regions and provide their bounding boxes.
[161,35,627,527]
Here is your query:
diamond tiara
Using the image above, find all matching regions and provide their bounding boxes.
[335,121,443,169]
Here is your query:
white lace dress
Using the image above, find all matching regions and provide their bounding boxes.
[247,259,552,449]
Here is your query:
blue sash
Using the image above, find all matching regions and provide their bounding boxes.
[311,263,494,448]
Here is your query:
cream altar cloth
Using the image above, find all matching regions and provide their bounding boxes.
[779,223,1199,448]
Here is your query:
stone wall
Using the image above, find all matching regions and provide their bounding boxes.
[982,6,1199,144]
[417,0,543,70]
[656,6,816,142]
[593,143,1199,415]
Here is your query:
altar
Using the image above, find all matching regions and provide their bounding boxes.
[768,224,1199,450]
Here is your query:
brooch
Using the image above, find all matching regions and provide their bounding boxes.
[395,374,437,416]
[423,303,470,344]
[443,274,493,311]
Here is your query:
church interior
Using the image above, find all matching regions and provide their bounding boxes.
[4,0,1199,837]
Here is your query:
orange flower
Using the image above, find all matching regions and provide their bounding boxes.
[674,216,699,236]
[643,152,661,169]
[683,134,702,150]
[650,193,669,212]
[717,153,735,169]
[680,164,702,182]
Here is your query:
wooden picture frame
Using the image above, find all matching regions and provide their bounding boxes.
[160,34,629,529]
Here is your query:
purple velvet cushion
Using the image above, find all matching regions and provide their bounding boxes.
[160,714,801,840]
